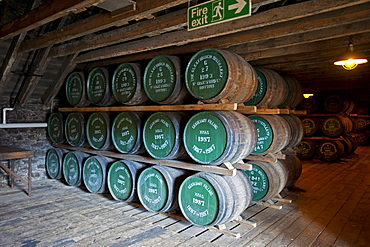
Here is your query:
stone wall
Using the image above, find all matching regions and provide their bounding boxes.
[0,99,55,186]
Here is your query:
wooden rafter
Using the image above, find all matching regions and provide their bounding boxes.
[18,0,188,53]
[0,0,104,41]
[74,0,370,64]
[48,0,280,58]
[15,16,69,105]
[41,53,79,106]
[0,0,39,96]
[49,9,187,58]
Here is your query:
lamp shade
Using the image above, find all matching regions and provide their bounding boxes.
[334,43,368,70]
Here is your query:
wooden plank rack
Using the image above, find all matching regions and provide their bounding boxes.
[53,144,236,176]
[126,201,257,238]
[253,194,293,210]
[58,103,306,115]
[244,152,286,163]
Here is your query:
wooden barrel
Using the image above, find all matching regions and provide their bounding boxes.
[342,97,355,113]
[280,114,304,148]
[107,160,147,202]
[178,170,253,226]
[317,140,345,161]
[86,112,113,150]
[184,111,257,165]
[323,94,347,113]
[296,139,317,160]
[281,155,302,188]
[243,160,288,201]
[45,148,66,179]
[299,95,319,113]
[143,55,188,105]
[353,117,369,132]
[244,68,287,108]
[354,102,369,115]
[243,69,267,106]
[65,113,86,147]
[143,112,187,160]
[321,116,353,137]
[346,135,358,153]
[65,71,90,107]
[83,155,111,193]
[185,48,257,104]
[112,112,145,154]
[47,112,64,143]
[248,115,291,155]
[87,67,116,106]
[355,132,370,146]
[301,116,322,136]
[62,151,88,186]
[279,75,303,109]
[340,137,354,156]
[112,63,148,105]
[137,165,186,212]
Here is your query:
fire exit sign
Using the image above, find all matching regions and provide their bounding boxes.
[188,0,251,31]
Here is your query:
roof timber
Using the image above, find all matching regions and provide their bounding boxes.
[0,0,39,96]
[48,0,284,58]
[42,53,78,106]
[49,9,187,58]
[0,0,104,41]
[242,33,370,67]
[74,0,370,64]
[18,0,189,53]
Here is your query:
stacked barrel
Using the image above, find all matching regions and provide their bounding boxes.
[46,48,304,227]
[297,93,361,161]
[351,102,370,146]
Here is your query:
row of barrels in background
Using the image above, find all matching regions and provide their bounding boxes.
[48,110,304,165]
[299,92,369,114]
[65,48,303,109]
[296,137,358,161]
[300,115,368,138]
[45,148,302,226]
[296,113,369,160]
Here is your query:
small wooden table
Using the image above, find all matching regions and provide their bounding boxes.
[0,147,34,196]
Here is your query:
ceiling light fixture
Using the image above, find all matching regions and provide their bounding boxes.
[334,36,368,70]
[303,94,314,99]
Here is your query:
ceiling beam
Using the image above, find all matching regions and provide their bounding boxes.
[42,54,78,106]
[0,0,103,41]
[0,0,39,96]
[246,34,370,68]
[18,0,189,53]
[48,0,284,58]
[49,9,187,58]
[15,47,52,105]
[75,0,370,64]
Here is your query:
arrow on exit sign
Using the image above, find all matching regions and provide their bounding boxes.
[188,0,251,31]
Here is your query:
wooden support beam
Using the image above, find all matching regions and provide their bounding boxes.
[47,0,305,59]
[18,0,189,52]
[239,20,370,62]
[16,17,69,106]
[0,35,26,95]
[74,0,370,64]
[16,47,52,105]
[0,0,39,96]
[0,0,103,41]
[49,9,187,58]
[42,53,78,106]
[247,32,370,67]
[53,144,236,176]
[58,103,238,112]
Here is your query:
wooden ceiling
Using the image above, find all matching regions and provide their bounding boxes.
[0,0,370,106]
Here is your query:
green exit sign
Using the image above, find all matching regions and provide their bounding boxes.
[188,0,251,31]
